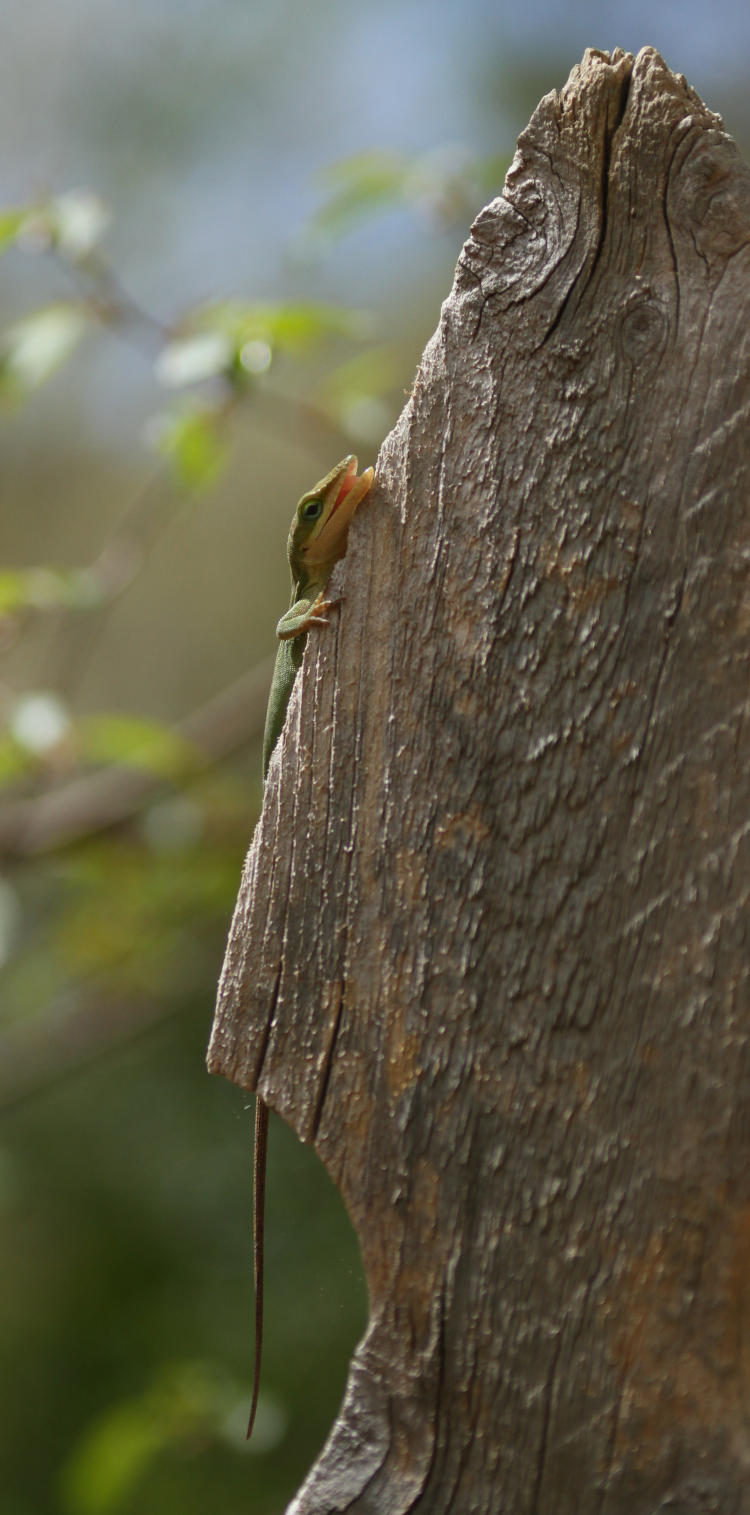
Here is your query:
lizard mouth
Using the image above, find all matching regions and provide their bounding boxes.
[331,455,374,517]
[333,456,358,509]
[316,455,374,544]
[303,454,375,566]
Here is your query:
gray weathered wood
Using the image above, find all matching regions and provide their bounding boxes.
[209,46,750,1514]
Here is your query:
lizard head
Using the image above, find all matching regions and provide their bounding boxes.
[288,455,374,584]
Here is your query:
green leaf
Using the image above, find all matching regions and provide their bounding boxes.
[312,151,409,239]
[0,736,32,786]
[302,147,513,249]
[48,189,111,259]
[76,715,199,779]
[0,206,29,255]
[59,1401,165,1515]
[16,190,110,260]
[0,304,89,400]
[189,298,369,365]
[149,405,227,490]
[0,692,72,783]
[0,566,101,614]
[58,1360,257,1515]
[155,331,232,388]
[9,692,71,755]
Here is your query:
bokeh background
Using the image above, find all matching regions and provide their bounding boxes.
[1,3,748,1512]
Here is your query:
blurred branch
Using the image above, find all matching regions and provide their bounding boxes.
[71,247,174,350]
[0,188,387,840]
[0,657,273,858]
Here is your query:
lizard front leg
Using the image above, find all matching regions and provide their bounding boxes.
[276,589,342,640]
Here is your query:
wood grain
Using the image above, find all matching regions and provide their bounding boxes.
[209,46,750,1514]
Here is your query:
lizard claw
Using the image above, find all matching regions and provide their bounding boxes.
[304,592,342,630]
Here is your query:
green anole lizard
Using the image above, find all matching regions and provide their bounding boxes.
[248,454,374,1439]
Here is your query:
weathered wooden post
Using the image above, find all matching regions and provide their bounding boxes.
[209,47,750,1513]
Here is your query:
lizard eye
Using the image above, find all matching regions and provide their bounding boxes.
[301,498,323,521]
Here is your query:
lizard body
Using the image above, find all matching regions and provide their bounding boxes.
[248,454,373,1439]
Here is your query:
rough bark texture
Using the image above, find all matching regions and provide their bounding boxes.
[209,47,750,1514]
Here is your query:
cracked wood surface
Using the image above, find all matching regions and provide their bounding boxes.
[208,46,750,1514]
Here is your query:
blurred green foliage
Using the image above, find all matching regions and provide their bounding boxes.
[0,138,502,1514]
[308,146,509,243]
[3,17,746,1508]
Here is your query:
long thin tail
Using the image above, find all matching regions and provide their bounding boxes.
[246,1095,269,1439]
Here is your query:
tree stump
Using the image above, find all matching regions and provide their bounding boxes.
[208,46,750,1514]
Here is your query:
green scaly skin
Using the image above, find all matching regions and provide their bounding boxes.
[248,454,374,1439]
[262,455,375,776]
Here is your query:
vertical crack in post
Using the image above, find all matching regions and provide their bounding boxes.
[309,979,344,1143]
[587,68,632,286]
